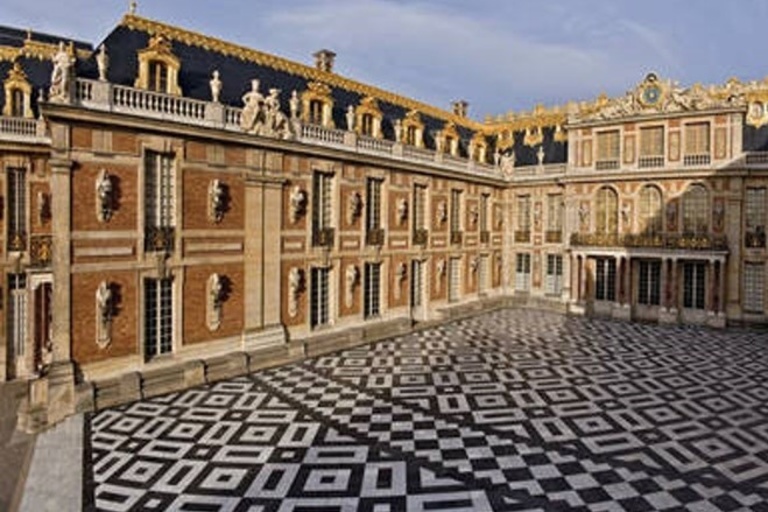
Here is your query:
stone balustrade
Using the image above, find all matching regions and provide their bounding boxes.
[66,79,504,181]
[0,116,48,143]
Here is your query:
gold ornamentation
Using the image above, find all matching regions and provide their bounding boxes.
[120,14,483,129]
[401,109,425,147]
[134,34,182,95]
[300,81,334,127]
[3,61,33,117]
[354,96,383,138]
[0,39,90,63]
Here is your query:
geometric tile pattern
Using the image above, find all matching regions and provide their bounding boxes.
[87,309,768,511]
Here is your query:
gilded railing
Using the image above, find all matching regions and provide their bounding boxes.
[570,232,728,251]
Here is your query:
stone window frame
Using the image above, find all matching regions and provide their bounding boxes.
[401,110,425,147]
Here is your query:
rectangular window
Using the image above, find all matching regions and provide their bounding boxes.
[683,262,706,309]
[410,260,423,308]
[746,187,766,247]
[144,277,173,359]
[545,254,563,295]
[639,126,664,156]
[449,257,461,302]
[546,194,563,231]
[596,130,620,168]
[684,122,711,165]
[312,171,334,246]
[515,253,531,292]
[744,263,765,313]
[309,100,324,125]
[365,178,382,232]
[145,151,176,228]
[595,257,617,301]
[11,89,24,118]
[517,195,531,231]
[7,167,26,251]
[413,184,427,231]
[148,61,168,93]
[450,189,462,233]
[8,274,27,363]
[638,260,661,306]
[361,114,374,136]
[310,267,330,328]
[639,126,664,167]
[363,262,381,319]
[406,126,418,146]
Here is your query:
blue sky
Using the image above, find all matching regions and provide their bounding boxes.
[4,0,768,119]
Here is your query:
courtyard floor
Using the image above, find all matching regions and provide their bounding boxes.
[84,309,768,511]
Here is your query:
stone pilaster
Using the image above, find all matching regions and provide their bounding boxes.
[18,156,76,432]
[242,159,287,354]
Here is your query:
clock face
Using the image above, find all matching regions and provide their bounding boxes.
[642,85,662,106]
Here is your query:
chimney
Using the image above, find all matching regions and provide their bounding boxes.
[452,100,468,118]
[313,49,336,73]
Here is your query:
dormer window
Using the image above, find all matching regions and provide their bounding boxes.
[469,133,488,163]
[3,62,33,118]
[438,122,460,156]
[301,82,334,128]
[402,110,425,148]
[354,96,382,138]
[135,35,181,96]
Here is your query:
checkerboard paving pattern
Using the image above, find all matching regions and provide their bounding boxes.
[87,310,768,511]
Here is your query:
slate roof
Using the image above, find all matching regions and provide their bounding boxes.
[0,15,575,166]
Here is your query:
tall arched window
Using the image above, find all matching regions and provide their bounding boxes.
[683,184,709,234]
[639,185,662,234]
[595,187,618,234]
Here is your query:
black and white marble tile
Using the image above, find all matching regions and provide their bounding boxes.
[87,310,768,511]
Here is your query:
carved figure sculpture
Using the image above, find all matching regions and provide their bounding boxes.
[394,262,407,300]
[288,267,303,318]
[96,45,109,82]
[241,79,265,128]
[437,200,447,224]
[289,90,300,119]
[96,281,113,348]
[209,70,222,103]
[207,273,224,331]
[49,41,74,102]
[96,169,114,222]
[346,105,355,131]
[208,179,225,223]
[500,151,515,176]
[397,198,408,225]
[436,258,446,294]
[289,186,307,224]
[344,265,359,308]
[394,119,403,142]
[537,146,545,166]
[347,191,362,225]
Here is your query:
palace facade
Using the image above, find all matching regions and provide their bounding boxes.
[0,10,766,430]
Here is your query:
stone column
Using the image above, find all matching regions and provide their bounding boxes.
[718,258,727,314]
